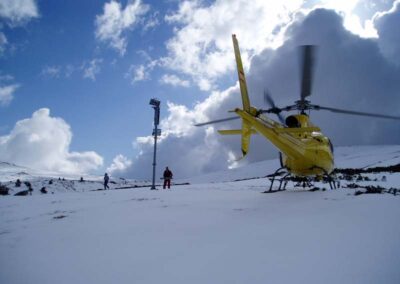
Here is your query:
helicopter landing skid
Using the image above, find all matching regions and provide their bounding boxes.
[263,167,290,193]
[263,167,336,193]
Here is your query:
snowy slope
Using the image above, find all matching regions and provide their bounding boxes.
[2,145,400,186]
[1,145,400,284]
[180,145,400,184]
[334,145,400,168]
[0,162,151,195]
[0,161,102,182]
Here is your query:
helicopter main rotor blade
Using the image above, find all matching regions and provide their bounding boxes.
[194,116,240,127]
[264,89,276,108]
[300,45,316,101]
[312,105,400,120]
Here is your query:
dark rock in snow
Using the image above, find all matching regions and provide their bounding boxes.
[14,190,29,196]
[365,185,384,194]
[53,215,67,219]
[0,184,10,195]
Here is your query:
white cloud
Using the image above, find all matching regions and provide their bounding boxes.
[143,11,160,31]
[0,83,19,106]
[127,64,148,82]
[159,74,190,87]
[0,73,13,81]
[125,59,158,83]
[162,0,304,90]
[106,154,132,175]
[0,108,103,174]
[65,64,75,78]
[0,0,39,26]
[0,32,7,55]
[41,66,61,78]
[40,65,75,78]
[82,58,103,81]
[95,0,149,56]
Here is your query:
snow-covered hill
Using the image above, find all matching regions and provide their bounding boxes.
[181,145,400,184]
[2,145,400,188]
[1,145,400,284]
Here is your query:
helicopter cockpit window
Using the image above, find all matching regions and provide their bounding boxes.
[285,116,300,128]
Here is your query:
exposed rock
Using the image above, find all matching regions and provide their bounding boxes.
[0,184,9,195]
[14,190,29,196]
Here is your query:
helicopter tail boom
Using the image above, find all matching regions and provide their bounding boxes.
[218,129,258,135]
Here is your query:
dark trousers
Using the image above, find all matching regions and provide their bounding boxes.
[163,179,171,189]
[104,181,109,190]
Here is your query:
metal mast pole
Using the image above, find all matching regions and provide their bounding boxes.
[151,122,158,190]
[149,99,160,190]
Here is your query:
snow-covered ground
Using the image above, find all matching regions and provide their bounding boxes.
[1,145,400,284]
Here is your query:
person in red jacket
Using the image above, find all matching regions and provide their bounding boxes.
[163,167,173,189]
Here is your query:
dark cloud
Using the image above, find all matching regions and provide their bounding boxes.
[247,8,400,149]
[116,7,400,179]
[374,0,400,65]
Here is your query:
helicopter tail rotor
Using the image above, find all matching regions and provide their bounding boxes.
[261,89,286,124]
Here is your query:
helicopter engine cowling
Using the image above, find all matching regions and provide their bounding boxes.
[285,115,300,128]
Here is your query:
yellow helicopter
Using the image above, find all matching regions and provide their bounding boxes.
[195,34,400,192]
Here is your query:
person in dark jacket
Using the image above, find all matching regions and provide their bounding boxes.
[163,167,173,189]
[104,173,110,190]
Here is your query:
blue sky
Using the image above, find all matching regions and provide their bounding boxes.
[1,0,212,172]
[1,0,399,178]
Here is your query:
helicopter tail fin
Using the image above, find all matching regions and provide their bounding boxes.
[232,34,251,113]
[240,120,252,157]
[218,120,255,159]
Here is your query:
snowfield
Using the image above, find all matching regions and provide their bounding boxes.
[1,146,400,284]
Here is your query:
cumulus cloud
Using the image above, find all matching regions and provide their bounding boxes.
[107,154,132,175]
[0,83,19,106]
[246,8,400,148]
[112,86,242,179]
[154,0,396,92]
[0,0,38,55]
[0,108,103,174]
[162,0,304,90]
[114,7,400,180]
[95,0,149,56]
[0,0,39,26]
